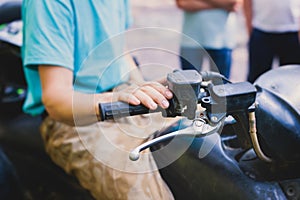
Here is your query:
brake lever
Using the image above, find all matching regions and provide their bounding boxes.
[129,118,222,161]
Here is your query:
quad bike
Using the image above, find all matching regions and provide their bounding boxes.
[98,67,300,200]
[1,1,300,200]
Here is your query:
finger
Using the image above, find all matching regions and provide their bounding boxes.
[143,82,173,99]
[117,92,140,105]
[138,86,170,109]
[133,89,158,110]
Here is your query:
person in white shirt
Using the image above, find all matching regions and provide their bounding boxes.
[244,0,300,82]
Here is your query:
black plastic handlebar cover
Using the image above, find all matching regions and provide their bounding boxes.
[0,1,22,25]
[99,102,151,121]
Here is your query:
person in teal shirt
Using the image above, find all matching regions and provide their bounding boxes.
[176,0,242,79]
[22,0,175,199]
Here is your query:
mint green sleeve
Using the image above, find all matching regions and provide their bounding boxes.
[22,0,74,71]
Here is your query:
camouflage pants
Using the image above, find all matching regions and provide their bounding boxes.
[40,113,177,200]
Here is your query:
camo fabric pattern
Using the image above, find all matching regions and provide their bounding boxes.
[40,114,177,200]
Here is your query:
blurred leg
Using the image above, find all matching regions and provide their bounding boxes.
[206,48,232,79]
[40,115,177,200]
[276,32,300,66]
[247,29,274,83]
[179,46,204,71]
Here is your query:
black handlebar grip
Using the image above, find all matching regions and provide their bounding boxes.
[99,102,150,121]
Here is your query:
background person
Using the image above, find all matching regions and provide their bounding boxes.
[176,0,243,79]
[244,0,300,83]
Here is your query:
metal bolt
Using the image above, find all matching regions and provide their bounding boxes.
[286,186,295,197]
[211,116,218,123]
[193,119,206,134]
[194,119,204,127]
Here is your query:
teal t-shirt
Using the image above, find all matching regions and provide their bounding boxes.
[181,9,237,49]
[22,0,132,115]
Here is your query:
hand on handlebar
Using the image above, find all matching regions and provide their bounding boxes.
[113,81,173,110]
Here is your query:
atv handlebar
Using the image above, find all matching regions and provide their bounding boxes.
[98,101,151,121]
[98,70,257,123]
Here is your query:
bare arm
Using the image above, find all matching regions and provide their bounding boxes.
[176,0,242,12]
[176,0,214,12]
[39,66,108,126]
[243,0,252,35]
[39,59,173,126]
[208,0,243,11]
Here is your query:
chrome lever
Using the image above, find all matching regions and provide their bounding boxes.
[129,119,222,161]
